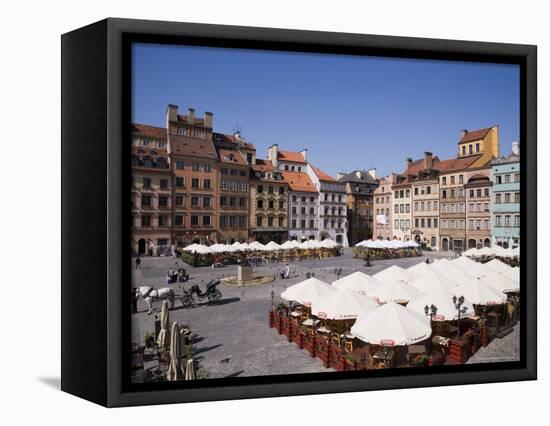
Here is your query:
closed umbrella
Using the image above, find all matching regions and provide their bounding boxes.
[451,278,507,305]
[156,300,170,349]
[184,358,196,381]
[312,288,378,320]
[407,288,475,321]
[373,265,411,283]
[351,301,432,346]
[366,278,421,304]
[484,258,512,273]
[167,322,184,381]
[281,277,334,307]
[409,270,457,294]
[332,271,381,294]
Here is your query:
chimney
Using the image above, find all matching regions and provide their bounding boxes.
[368,168,376,179]
[268,144,279,168]
[424,151,433,170]
[355,171,363,179]
[511,141,520,156]
[299,149,308,162]
[166,104,178,124]
[461,129,468,138]
[187,108,195,125]
[406,158,413,169]
[204,111,213,128]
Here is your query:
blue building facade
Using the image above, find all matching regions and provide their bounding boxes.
[490,143,520,248]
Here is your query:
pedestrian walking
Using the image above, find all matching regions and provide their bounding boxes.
[135,255,141,269]
[425,257,430,264]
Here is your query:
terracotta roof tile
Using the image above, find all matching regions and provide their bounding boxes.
[212,132,256,150]
[217,148,248,165]
[169,135,218,159]
[131,124,167,139]
[435,155,482,173]
[460,127,492,143]
[281,171,318,193]
[177,114,205,126]
[278,150,307,164]
[311,165,336,182]
[252,159,275,172]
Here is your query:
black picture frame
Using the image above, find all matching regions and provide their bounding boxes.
[61,17,537,407]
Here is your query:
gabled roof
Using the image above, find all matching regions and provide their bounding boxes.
[338,170,378,185]
[252,158,275,172]
[278,150,307,164]
[460,127,492,144]
[436,155,482,173]
[311,165,336,182]
[281,171,317,193]
[217,148,248,165]
[212,132,256,150]
[131,124,167,139]
[169,135,218,159]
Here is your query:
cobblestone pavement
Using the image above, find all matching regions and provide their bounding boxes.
[466,322,520,364]
[131,249,486,379]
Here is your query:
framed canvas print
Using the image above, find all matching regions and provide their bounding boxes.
[61,18,537,407]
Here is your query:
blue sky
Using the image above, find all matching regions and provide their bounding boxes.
[132,43,520,177]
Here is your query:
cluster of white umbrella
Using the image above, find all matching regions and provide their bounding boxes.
[279,255,519,347]
[183,239,340,254]
[356,239,420,249]
[463,245,519,258]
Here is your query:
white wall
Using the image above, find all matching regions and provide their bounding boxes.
[2,0,547,424]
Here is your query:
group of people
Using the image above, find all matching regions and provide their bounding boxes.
[165,267,189,285]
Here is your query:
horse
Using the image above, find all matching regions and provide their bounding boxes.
[138,286,176,314]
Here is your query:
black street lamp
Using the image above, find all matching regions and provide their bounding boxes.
[424,304,438,320]
[270,290,274,310]
[452,295,468,339]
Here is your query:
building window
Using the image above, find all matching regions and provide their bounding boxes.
[301,219,306,228]
[191,197,199,207]
[141,216,151,226]
[279,200,284,209]
[158,196,168,207]
[203,216,210,226]
[192,178,199,188]
[484,188,489,197]
[256,216,263,227]
[514,215,520,227]
[176,161,184,170]
[475,143,480,153]
[504,215,511,227]
[495,215,502,227]
[204,163,212,172]
[142,177,151,188]
[239,198,246,208]
[514,192,520,203]
[496,175,502,184]
[190,215,199,226]
[450,176,455,185]
[291,219,296,228]
[175,215,183,226]
[204,179,211,189]
[468,145,473,155]
[461,146,466,156]
[505,174,511,183]
[160,179,168,189]
[203,197,211,208]
[514,173,520,182]
[158,216,167,227]
[192,162,201,171]
[221,167,229,175]
[459,175,464,184]
[268,217,274,227]
[220,180,227,190]
[442,190,447,199]
[141,195,152,207]
[176,177,184,187]
[505,193,511,203]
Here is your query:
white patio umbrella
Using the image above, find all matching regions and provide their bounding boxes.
[263,241,281,251]
[478,271,519,293]
[503,267,519,283]
[431,259,474,279]
[452,256,489,277]
[191,245,213,255]
[183,243,201,252]
[373,265,411,283]
[407,261,432,278]
[407,288,475,321]
[280,277,335,307]
[365,278,421,304]
[484,258,513,273]
[476,246,494,257]
[280,240,295,250]
[299,240,314,249]
[311,288,379,320]
[351,301,432,346]
[493,245,512,258]
[167,322,184,381]
[451,278,507,305]
[511,246,520,257]
[332,271,382,294]
[408,270,457,294]
[248,241,265,251]
[320,239,338,248]
[405,240,420,248]
[156,300,170,349]
[355,240,369,248]
[462,247,479,257]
